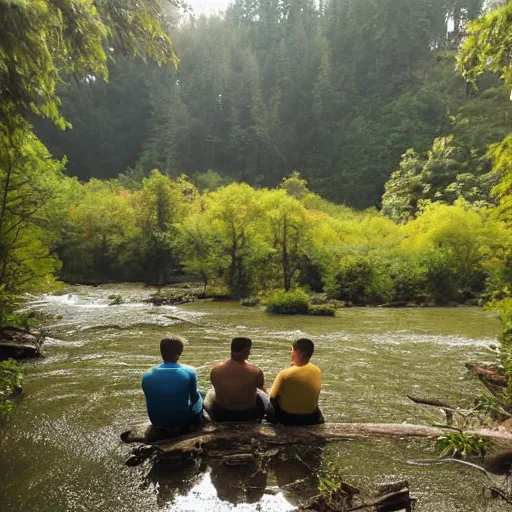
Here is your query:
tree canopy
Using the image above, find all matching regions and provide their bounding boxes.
[0,0,178,322]
[0,0,176,125]
[35,0,503,208]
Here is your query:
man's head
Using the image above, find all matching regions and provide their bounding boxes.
[291,338,314,365]
[231,337,252,362]
[160,336,185,363]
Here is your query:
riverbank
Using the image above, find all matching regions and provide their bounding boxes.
[100,281,483,318]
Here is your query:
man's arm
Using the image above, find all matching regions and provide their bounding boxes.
[189,370,203,415]
[210,365,218,387]
[269,370,284,400]
[257,368,267,394]
[141,369,152,394]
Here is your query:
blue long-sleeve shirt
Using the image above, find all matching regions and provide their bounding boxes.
[142,362,203,428]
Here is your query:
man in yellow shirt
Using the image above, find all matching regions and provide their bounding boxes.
[269,338,324,426]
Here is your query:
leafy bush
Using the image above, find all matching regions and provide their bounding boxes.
[309,293,329,305]
[0,359,22,423]
[108,294,123,305]
[308,305,336,317]
[266,289,310,315]
[0,286,20,328]
[389,260,426,302]
[326,256,393,305]
[487,296,512,378]
[435,431,492,458]
[423,250,462,304]
[474,394,512,420]
[205,286,232,300]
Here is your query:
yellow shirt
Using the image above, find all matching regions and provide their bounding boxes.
[270,363,322,414]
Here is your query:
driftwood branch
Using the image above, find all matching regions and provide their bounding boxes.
[408,457,512,506]
[407,395,463,424]
[121,422,512,465]
[407,458,495,483]
[343,490,412,512]
[466,363,508,393]
[300,480,415,512]
[490,487,512,506]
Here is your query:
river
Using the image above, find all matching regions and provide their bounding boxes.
[0,284,509,512]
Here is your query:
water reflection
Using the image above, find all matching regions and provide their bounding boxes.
[273,447,323,506]
[210,458,267,504]
[146,457,207,507]
[148,446,324,509]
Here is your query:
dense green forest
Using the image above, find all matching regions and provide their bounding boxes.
[35,0,510,209]
[0,0,511,325]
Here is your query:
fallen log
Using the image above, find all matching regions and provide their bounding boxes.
[465,363,508,394]
[121,422,512,464]
[0,341,39,360]
[0,327,41,360]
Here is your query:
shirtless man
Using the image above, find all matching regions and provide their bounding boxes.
[204,337,271,422]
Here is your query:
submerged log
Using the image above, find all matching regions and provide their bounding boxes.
[121,422,512,465]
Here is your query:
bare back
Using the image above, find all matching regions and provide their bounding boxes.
[210,359,264,410]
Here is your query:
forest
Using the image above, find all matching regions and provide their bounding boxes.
[0,0,511,330]
[34,0,510,210]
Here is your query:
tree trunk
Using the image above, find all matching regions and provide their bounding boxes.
[283,215,291,291]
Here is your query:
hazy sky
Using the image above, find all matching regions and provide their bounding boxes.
[190,0,231,13]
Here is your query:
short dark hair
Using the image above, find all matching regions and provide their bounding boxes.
[231,337,252,355]
[160,336,184,362]
[293,338,314,361]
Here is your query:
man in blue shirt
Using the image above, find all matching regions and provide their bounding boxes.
[142,336,203,429]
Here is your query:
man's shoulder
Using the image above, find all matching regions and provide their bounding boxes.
[307,363,322,378]
[276,366,294,379]
[278,363,321,377]
[247,362,263,375]
[142,365,161,381]
[211,360,229,372]
[143,364,162,374]
[178,363,197,375]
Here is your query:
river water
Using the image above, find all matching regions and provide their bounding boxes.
[0,284,509,512]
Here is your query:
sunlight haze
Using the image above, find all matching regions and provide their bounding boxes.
[190,0,230,13]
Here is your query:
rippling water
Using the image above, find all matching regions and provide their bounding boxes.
[0,284,509,511]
